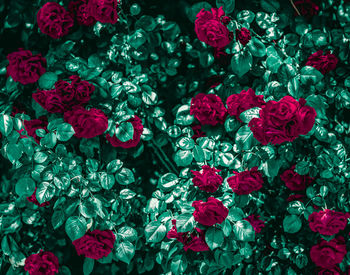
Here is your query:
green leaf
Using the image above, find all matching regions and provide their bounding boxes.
[99,172,115,190]
[57,123,75,141]
[34,151,48,163]
[176,213,195,233]
[205,227,224,250]
[186,2,212,22]
[266,55,282,73]
[15,177,35,197]
[51,210,65,230]
[145,221,166,243]
[106,159,123,173]
[227,207,245,222]
[233,220,255,242]
[157,173,179,192]
[239,107,261,123]
[193,145,205,162]
[38,72,58,90]
[120,189,136,200]
[83,258,94,275]
[216,0,235,14]
[300,66,324,85]
[283,215,302,234]
[0,115,13,136]
[235,125,256,150]
[174,150,193,167]
[36,182,56,204]
[79,200,96,218]
[261,0,280,12]
[115,241,135,264]
[118,226,138,242]
[248,37,266,57]
[115,168,135,185]
[231,51,253,77]
[65,216,87,241]
[115,122,134,142]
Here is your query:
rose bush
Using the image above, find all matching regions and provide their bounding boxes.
[2,0,350,274]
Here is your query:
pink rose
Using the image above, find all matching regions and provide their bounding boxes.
[106,116,143,148]
[227,167,263,195]
[23,117,48,144]
[24,250,59,275]
[33,90,65,113]
[72,230,116,260]
[167,220,209,252]
[191,165,223,193]
[6,49,46,85]
[310,236,347,269]
[64,106,108,138]
[87,0,119,24]
[317,266,342,275]
[226,88,265,122]
[195,7,231,48]
[244,215,265,234]
[308,209,350,236]
[280,165,313,191]
[191,124,206,141]
[249,96,317,145]
[236,28,251,46]
[190,93,227,126]
[37,2,74,39]
[294,0,320,17]
[192,197,228,227]
[306,50,338,75]
[69,0,96,26]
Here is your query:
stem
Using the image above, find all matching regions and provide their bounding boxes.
[149,141,178,175]
[290,0,301,16]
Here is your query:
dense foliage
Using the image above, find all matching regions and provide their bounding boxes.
[1,0,350,274]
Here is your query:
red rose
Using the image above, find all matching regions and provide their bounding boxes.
[37,2,74,39]
[236,28,251,46]
[306,50,338,75]
[308,209,350,236]
[294,0,320,17]
[191,124,206,141]
[195,7,231,48]
[244,215,265,234]
[249,96,317,145]
[190,93,227,126]
[280,165,313,191]
[27,187,50,207]
[87,0,119,24]
[64,106,108,139]
[310,236,347,269]
[227,167,263,195]
[167,220,209,252]
[192,197,228,227]
[33,90,65,113]
[23,117,48,144]
[72,229,116,260]
[6,49,46,85]
[191,165,223,193]
[226,88,265,122]
[317,266,342,275]
[69,0,96,26]
[24,250,59,275]
[106,116,143,148]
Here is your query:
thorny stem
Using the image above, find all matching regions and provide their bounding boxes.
[290,0,301,16]
[149,141,178,175]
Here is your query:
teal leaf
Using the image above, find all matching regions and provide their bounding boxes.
[283,215,302,233]
[205,227,224,250]
[176,213,195,233]
[145,221,166,243]
[115,241,135,264]
[239,107,261,123]
[233,220,255,242]
[99,172,115,190]
[231,51,253,77]
[65,216,87,241]
[300,66,324,85]
[36,182,55,204]
[15,177,35,197]
[51,210,65,230]
[115,122,134,142]
[235,125,257,150]
[38,72,58,90]
[0,114,13,136]
[83,258,94,275]
[115,168,135,185]
[248,37,266,57]
[216,0,235,14]
[57,123,75,141]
